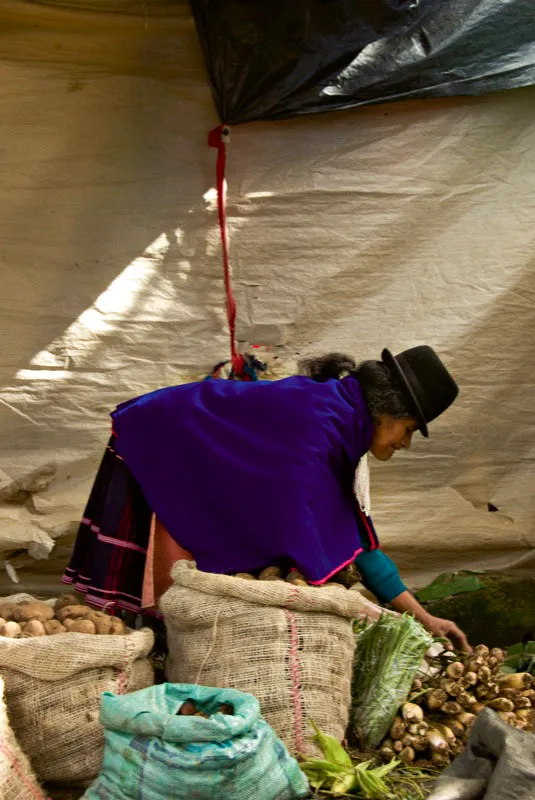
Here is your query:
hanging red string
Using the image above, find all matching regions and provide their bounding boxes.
[208,124,245,377]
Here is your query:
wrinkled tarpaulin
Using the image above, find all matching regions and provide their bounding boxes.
[0,0,534,594]
[190,0,535,124]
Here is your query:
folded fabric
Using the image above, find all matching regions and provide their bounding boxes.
[427,707,535,800]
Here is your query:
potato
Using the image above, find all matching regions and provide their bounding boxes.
[62,618,75,630]
[108,618,126,635]
[234,573,256,580]
[1,621,22,638]
[44,619,67,635]
[54,593,80,613]
[69,619,96,634]
[0,602,18,621]
[56,604,92,622]
[93,616,113,635]
[13,602,54,623]
[258,566,283,581]
[24,620,47,637]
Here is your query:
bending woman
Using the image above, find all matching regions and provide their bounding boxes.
[63,345,469,650]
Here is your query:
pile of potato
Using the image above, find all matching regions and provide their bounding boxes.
[233,564,360,588]
[379,644,534,767]
[0,594,127,637]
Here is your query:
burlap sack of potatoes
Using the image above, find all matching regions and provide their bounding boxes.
[0,675,47,800]
[161,561,382,756]
[0,595,154,786]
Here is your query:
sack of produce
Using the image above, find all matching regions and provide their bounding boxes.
[0,593,155,786]
[351,613,432,748]
[0,676,47,800]
[83,683,310,800]
[160,561,381,755]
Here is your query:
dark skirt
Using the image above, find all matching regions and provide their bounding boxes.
[62,435,153,615]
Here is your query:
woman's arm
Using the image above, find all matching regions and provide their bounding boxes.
[355,549,471,652]
[391,590,471,652]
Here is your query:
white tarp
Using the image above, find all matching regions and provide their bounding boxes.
[0,0,534,592]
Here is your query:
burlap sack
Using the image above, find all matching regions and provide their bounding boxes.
[0,597,154,786]
[0,676,47,800]
[160,561,382,756]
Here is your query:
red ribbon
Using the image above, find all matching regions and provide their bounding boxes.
[208,124,244,376]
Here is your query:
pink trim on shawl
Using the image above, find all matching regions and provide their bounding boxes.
[308,545,365,585]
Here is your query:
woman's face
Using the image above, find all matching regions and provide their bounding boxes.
[370,415,419,461]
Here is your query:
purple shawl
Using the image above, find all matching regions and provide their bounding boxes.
[111,375,373,584]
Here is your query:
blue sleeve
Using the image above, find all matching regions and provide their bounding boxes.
[354,549,407,604]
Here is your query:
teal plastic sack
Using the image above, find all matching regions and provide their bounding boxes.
[83,683,310,800]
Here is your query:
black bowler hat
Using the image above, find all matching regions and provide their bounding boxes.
[381,346,459,438]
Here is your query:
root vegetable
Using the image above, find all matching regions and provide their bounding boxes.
[442,701,463,715]
[389,716,406,741]
[499,688,518,702]
[474,644,490,658]
[402,702,424,723]
[1,621,21,638]
[44,620,67,635]
[258,567,283,581]
[448,720,465,738]
[234,573,256,580]
[54,593,80,613]
[402,734,415,748]
[393,741,404,754]
[476,685,490,699]
[69,619,96,634]
[13,602,54,623]
[0,602,18,620]
[441,679,463,697]
[477,666,492,683]
[56,605,92,622]
[516,709,534,725]
[472,703,485,714]
[416,722,429,735]
[412,678,422,691]
[520,690,535,702]
[379,746,394,761]
[515,719,529,731]
[399,746,415,763]
[459,672,478,688]
[498,711,516,725]
[427,730,448,752]
[91,616,113,635]
[466,657,484,673]
[434,724,455,745]
[412,736,428,753]
[285,571,307,585]
[431,752,450,768]
[487,657,498,669]
[108,618,126,635]
[459,693,477,708]
[490,648,505,663]
[456,712,476,727]
[498,673,532,691]
[427,689,448,710]
[408,724,419,735]
[487,697,515,713]
[23,620,46,637]
[446,662,465,680]
[63,618,74,630]
[514,697,532,710]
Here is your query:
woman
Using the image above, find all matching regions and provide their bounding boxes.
[63,344,469,650]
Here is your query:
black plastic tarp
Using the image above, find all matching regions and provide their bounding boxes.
[190,0,535,125]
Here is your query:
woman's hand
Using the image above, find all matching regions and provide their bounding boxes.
[423,615,472,653]
[390,591,472,652]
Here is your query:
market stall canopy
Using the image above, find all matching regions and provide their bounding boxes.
[191,0,535,125]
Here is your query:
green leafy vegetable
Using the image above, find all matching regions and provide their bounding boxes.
[351,614,432,747]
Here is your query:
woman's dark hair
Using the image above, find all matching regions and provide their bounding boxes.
[299,352,413,421]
